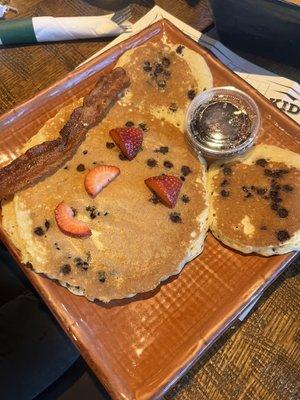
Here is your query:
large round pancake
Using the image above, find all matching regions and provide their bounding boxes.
[208,144,300,256]
[2,100,208,302]
[2,37,213,302]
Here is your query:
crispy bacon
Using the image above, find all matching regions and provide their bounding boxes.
[0,67,130,199]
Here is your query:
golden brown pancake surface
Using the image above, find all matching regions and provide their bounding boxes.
[209,145,300,254]
[2,38,213,301]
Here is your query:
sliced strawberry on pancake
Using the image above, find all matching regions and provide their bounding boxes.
[55,201,91,238]
[109,127,143,160]
[84,165,120,198]
[145,175,182,208]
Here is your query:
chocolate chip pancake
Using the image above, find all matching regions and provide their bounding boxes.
[116,36,213,130]
[2,38,212,302]
[208,145,300,255]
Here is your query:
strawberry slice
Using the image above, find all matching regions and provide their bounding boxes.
[55,201,91,238]
[109,127,143,160]
[145,175,182,208]
[84,165,120,197]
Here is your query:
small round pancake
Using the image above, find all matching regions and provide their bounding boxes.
[208,144,300,256]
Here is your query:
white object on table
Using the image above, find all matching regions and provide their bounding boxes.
[81,6,299,125]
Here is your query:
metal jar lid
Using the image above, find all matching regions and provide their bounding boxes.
[185,86,261,161]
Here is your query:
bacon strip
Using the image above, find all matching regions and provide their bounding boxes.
[0,67,130,199]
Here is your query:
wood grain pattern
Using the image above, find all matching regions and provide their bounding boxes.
[165,260,300,400]
[0,0,212,115]
[0,2,299,400]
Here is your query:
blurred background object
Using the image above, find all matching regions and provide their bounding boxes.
[84,0,154,11]
[207,0,300,67]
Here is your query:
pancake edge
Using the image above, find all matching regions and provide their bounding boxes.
[208,144,300,256]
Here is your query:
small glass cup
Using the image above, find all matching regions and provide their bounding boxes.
[185,86,261,163]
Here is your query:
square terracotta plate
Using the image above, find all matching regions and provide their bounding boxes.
[0,20,299,400]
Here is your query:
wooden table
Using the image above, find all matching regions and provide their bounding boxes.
[0,1,299,400]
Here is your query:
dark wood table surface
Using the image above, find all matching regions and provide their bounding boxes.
[0,1,299,400]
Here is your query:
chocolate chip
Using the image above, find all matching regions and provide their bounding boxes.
[271,203,279,211]
[119,153,128,161]
[260,225,267,230]
[220,190,230,197]
[146,158,157,168]
[76,164,85,172]
[98,271,106,283]
[242,186,249,192]
[86,205,98,219]
[270,190,279,199]
[138,122,148,132]
[157,79,166,89]
[169,212,182,223]
[181,194,190,203]
[282,184,293,192]
[103,211,109,216]
[106,142,115,149]
[256,158,268,167]
[221,179,229,187]
[187,89,196,100]
[245,192,252,198]
[223,166,232,176]
[143,61,152,72]
[180,176,185,181]
[44,220,50,230]
[271,182,281,191]
[83,150,88,155]
[164,70,171,78]
[34,227,44,236]
[169,103,178,112]
[154,146,169,154]
[74,257,89,271]
[63,165,68,170]
[264,169,289,179]
[277,208,288,218]
[181,165,192,176]
[164,160,173,169]
[149,194,160,204]
[125,121,134,127]
[162,56,170,67]
[154,63,164,75]
[264,169,273,177]
[272,196,282,203]
[176,45,184,54]
[277,230,290,242]
[256,187,267,195]
[60,264,71,275]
